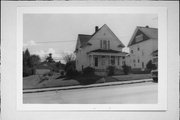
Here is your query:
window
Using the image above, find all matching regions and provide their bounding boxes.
[137,47,140,51]
[101,40,109,49]
[102,56,105,65]
[100,40,102,48]
[142,62,144,68]
[94,57,98,67]
[138,59,140,63]
[108,40,110,49]
[118,56,120,65]
[131,50,133,54]
[103,40,107,49]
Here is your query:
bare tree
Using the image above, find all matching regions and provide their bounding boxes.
[62,53,76,63]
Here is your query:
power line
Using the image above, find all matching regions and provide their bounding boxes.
[36,41,75,44]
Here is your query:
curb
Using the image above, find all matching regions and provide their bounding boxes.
[23,79,153,93]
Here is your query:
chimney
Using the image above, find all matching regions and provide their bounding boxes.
[145,25,149,28]
[95,26,99,32]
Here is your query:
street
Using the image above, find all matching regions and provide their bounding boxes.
[23,82,157,104]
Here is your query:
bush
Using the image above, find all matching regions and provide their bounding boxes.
[131,68,150,74]
[146,60,157,71]
[23,67,35,77]
[64,61,78,78]
[66,69,79,78]
[76,75,101,85]
[122,64,130,75]
[107,66,116,76]
[60,71,65,76]
[83,67,95,76]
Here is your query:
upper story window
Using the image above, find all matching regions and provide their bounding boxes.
[135,34,143,42]
[131,50,133,54]
[100,40,110,50]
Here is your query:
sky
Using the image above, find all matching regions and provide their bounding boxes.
[23,14,158,62]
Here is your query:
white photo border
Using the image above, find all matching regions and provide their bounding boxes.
[17,7,167,111]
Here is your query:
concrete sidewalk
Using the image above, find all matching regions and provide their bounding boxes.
[23,79,153,93]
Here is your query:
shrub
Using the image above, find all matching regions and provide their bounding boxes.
[131,68,150,74]
[122,64,130,75]
[77,75,101,85]
[107,66,116,76]
[83,67,95,76]
[23,67,35,77]
[60,71,65,76]
[146,60,157,71]
[66,69,79,78]
[64,61,78,78]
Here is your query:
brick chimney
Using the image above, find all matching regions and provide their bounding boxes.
[95,26,99,32]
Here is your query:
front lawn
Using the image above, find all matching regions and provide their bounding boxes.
[23,73,151,90]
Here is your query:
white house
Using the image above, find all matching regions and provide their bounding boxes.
[75,24,127,73]
[127,26,158,71]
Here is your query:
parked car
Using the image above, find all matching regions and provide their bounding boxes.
[151,69,158,82]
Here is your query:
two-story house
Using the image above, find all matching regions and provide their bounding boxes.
[75,24,127,73]
[127,26,158,71]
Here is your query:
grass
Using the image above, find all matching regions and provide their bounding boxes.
[23,73,151,90]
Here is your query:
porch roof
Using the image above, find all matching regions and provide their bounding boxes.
[87,49,128,56]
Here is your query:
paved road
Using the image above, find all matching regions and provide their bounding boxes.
[23,82,157,104]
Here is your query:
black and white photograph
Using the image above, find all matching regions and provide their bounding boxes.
[2,1,179,120]
[22,13,159,104]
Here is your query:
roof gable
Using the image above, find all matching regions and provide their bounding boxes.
[75,24,125,51]
[128,26,158,47]
[89,24,125,47]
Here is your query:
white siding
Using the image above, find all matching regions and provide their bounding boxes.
[128,39,158,70]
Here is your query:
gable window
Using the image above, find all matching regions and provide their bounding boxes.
[103,40,107,49]
[135,34,143,42]
[100,40,103,49]
[108,40,110,49]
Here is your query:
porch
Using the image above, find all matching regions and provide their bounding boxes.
[87,49,127,72]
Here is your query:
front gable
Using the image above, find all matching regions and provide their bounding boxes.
[128,26,158,47]
[88,24,125,50]
[130,29,149,46]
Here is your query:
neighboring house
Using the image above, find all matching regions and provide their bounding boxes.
[75,24,127,73]
[127,26,158,71]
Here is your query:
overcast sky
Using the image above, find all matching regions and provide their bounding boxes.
[23,14,158,62]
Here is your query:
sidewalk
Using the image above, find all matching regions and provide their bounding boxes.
[23,78,153,93]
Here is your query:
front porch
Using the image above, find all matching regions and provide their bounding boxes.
[87,50,127,75]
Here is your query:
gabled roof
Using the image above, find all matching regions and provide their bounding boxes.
[78,34,92,47]
[75,24,125,51]
[128,26,158,47]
